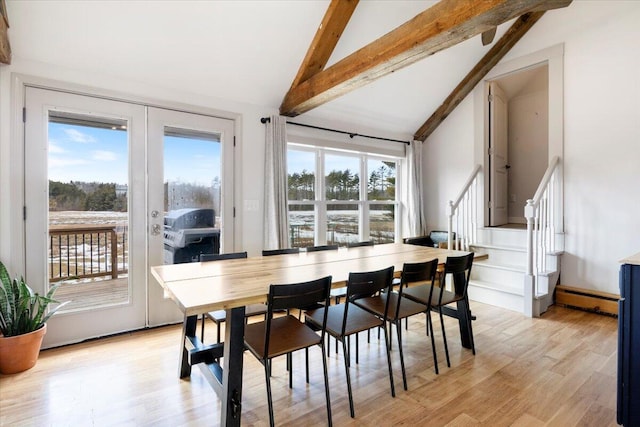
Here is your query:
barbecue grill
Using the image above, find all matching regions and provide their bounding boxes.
[163,208,220,264]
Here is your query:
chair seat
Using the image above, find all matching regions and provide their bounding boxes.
[403,285,462,307]
[306,304,383,337]
[355,293,428,322]
[207,303,268,322]
[245,315,323,359]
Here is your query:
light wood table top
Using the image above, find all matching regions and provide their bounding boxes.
[150,243,470,316]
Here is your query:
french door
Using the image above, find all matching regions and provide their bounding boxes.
[24,87,235,346]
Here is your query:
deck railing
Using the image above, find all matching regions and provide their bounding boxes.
[447,165,482,250]
[49,224,128,282]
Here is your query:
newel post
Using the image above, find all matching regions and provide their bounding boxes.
[524,199,536,317]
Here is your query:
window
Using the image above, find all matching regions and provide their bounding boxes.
[287,144,399,247]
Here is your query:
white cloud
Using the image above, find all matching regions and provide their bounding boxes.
[48,157,89,168]
[48,141,65,153]
[92,150,117,161]
[63,128,97,143]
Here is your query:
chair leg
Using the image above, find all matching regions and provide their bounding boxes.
[427,310,438,375]
[265,361,275,427]
[342,338,355,418]
[355,333,359,364]
[288,353,293,389]
[396,320,408,390]
[320,342,333,426]
[439,307,451,368]
[305,348,310,383]
[200,314,205,342]
[381,323,396,398]
[216,321,222,344]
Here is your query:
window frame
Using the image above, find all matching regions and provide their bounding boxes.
[287,142,401,247]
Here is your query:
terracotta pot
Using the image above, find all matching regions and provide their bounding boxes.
[0,323,47,375]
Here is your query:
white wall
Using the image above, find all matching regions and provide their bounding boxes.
[424,1,640,294]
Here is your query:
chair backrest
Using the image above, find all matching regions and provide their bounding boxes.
[262,248,301,256]
[443,252,474,298]
[305,244,339,252]
[263,276,332,359]
[400,259,439,288]
[395,259,439,312]
[343,266,395,333]
[200,251,247,262]
[346,241,374,248]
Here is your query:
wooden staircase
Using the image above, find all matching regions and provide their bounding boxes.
[467,225,562,315]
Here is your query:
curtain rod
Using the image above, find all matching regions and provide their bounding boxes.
[260,117,410,145]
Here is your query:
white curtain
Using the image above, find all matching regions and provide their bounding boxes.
[263,115,291,250]
[406,139,426,236]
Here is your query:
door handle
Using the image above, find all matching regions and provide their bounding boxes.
[151,224,162,235]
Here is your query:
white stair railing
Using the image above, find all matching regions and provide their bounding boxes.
[447,165,481,251]
[524,156,561,315]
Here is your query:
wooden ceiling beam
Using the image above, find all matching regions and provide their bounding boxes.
[288,0,359,91]
[280,0,571,117]
[413,10,547,142]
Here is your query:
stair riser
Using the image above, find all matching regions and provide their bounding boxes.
[468,284,524,313]
[471,264,524,288]
[478,228,528,247]
[471,248,527,267]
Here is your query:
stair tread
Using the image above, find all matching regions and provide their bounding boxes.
[470,243,526,252]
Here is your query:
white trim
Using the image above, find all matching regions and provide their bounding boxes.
[475,44,564,230]
[10,73,243,273]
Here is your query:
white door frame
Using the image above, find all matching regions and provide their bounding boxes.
[11,74,241,347]
[474,43,564,231]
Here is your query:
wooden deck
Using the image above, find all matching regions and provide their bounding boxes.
[54,277,129,311]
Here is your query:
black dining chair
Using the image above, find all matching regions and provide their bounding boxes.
[354,259,437,386]
[403,252,475,374]
[305,244,339,252]
[306,266,396,418]
[262,247,301,256]
[199,252,268,343]
[244,276,333,427]
[331,241,374,304]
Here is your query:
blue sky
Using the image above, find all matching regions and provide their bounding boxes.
[48,122,221,186]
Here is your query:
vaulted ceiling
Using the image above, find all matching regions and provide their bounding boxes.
[5,0,577,139]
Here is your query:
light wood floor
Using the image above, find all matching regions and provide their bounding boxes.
[0,302,618,426]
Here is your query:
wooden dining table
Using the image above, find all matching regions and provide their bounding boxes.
[150,242,476,426]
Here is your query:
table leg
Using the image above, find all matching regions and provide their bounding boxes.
[179,314,198,378]
[455,299,472,349]
[220,306,246,426]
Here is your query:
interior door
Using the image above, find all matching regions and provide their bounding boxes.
[489,81,509,226]
[24,87,147,347]
[147,107,235,326]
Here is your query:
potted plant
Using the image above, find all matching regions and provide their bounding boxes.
[0,260,69,374]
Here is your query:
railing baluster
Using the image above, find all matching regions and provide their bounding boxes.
[448,165,481,251]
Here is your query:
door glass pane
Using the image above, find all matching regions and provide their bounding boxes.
[327,204,359,245]
[162,128,222,264]
[369,204,395,244]
[325,154,359,200]
[367,159,396,201]
[48,111,129,312]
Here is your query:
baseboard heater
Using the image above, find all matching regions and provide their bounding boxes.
[554,285,619,316]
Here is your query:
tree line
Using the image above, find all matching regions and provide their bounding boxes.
[49,180,127,212]
[288,162,396,201]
